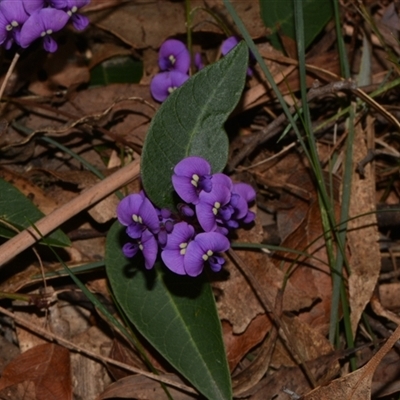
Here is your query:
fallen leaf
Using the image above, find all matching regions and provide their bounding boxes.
[0,343,71,400]
[348,117,381,335]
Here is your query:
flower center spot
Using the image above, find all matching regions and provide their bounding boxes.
[167,86,177,94]
[169,54,176,65]
[191,174,199,187]
[132,214,143,224]
[212,202,221,215]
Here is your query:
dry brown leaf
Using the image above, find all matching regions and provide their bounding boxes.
[303,325,400,399]
[0,343,71,400]
[0,167,59,215]
[273,169,341,334]
[348,117,381,335]
[379,282,400,311]
[215,215,313,335]
[271,314,337,370]
[97,373,198,400]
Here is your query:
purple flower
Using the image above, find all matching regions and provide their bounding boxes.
[150,71,189,102]
[117,192,160,239]
[19,8,69,52]
[0,0,30,49]
[122,229,158,270]
[22,0,45,15]
[196,183,232,232]
[50,0,89,30]
[161,222,195,275]
[158,39,190,73]
[221,36,240,56]
[221,36,253,76]
[157,208,175,248]
[172,156,212,205]
[231,183,256,223]
[184,232,230,276]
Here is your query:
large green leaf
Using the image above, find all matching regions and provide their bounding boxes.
[141,41,248,210]
[0,178,70,247]
[105,222,232,400]
[260,0,333,50]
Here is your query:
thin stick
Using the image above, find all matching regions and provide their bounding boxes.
[0,160,140,268]
[0,52,20,102]
[0,305,197,394]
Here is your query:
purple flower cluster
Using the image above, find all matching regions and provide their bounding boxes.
[0,0,89,52]
[150,39,204,103]
[117,156,256,277]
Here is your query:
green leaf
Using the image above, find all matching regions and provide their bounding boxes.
[0,178,70,247]
[90,56,143,86]
[141,41,248,210]
[105,222,232,400]
[260,0,333,50]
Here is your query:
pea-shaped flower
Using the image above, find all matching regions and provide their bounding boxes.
[19,8,69,52]
[150,70,189,102]
[161,222,195,275]
[0,0,30,49]
[122,229,158,270]
[171,156,213,205]
[158,39,190,73]
[117,192,160,239]
[184,232,230,276]
[50,0,89,30]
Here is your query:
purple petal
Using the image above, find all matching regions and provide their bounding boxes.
[233,183,256,202]
[174,156,211,178]
[243,211,256,224]
[194,232,230,253]
[139,196,160,234]
[19,8,69,48]
[0,13,10,45]
[126,224,142,240]
[221,36,239,56]
[43,35,58,52]
[209,255,225,272]
[159,39,190,73]
[71,13,89,30]
[184,241,205,277]
[116,194,143,226]
[211,173,233,190]
[195,201,217,232]
[164,222,194,250]
[0,1,29,24]
[141,230,158,269]
[161,249,186,275]
[172,175,200,205]
[23,0,45,15]
[122,242,139,258]
[150,71,189,102]
[184,232,230,276]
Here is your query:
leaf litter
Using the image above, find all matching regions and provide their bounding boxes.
[0,0,400,399]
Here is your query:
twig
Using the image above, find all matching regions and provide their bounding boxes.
[0,52,20,103]
[0,305,197,395]
[0,160,140,268]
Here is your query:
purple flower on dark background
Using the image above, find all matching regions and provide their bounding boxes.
[150,71,189,102]
[161,222,195,275]
[19,8,69,52]
[157,208,175,248]
[231,182,256,223]
[50,0,89,30]
[172,156,212,205]
[221,36,253,76]
[122,229,158,270]
[0,0,30,49]
[184,232,230,276]
[221,36,240,56]
[196,183,232,232]
[116,192,160,239]
[158,39,190,73]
